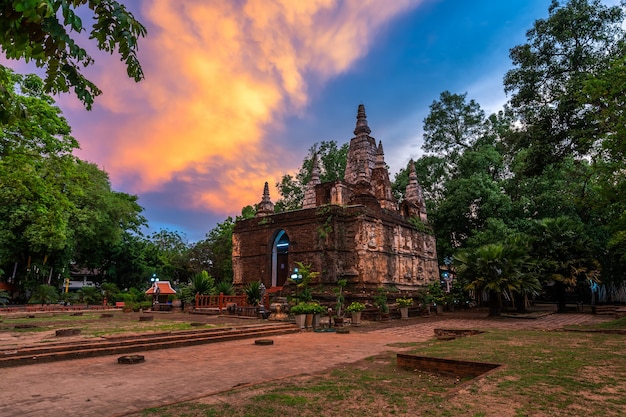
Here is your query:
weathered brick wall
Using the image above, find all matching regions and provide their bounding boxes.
[233,205,439,290]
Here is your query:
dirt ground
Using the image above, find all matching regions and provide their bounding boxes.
[0,307,616,417]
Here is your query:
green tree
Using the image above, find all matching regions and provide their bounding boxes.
[179,270,215,305]
[0,0,147,109]
[100,282,119,304]
[0,69,145,293]
[144,230,190,284]
[190,206,255,283]
[503,0,626,175]
[422,91,486,159]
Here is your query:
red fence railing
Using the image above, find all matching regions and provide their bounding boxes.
[195,293,270,313]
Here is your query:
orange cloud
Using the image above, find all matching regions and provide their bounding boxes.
[80,0,420,215]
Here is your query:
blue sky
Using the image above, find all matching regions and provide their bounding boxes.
[11,0,619,243]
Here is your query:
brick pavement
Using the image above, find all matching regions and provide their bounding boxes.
[0,312,612,417]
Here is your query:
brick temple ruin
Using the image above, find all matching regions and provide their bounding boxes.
[232,105,439,292]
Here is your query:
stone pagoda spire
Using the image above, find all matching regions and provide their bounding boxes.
[302,154,321,209]
[371,140,397,210]
[344,104,377,185]
[404,161,428,223]
[375,140,385,168]
[255,182,275,217]
[353,104,371,136]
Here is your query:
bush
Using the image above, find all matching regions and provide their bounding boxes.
[396,298,413,307]
[346,301,365,312]
[244,281,262,306]
[291,302,325,314]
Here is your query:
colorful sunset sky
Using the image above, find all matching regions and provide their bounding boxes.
[8,0,620,242]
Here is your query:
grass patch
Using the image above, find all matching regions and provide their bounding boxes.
[0,313,217,338]
[590,316,626,330]
[128,326,626,417]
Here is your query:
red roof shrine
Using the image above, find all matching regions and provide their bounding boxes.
[145,281,177,295]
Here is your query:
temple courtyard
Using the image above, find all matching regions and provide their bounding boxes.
[0,307,621,416]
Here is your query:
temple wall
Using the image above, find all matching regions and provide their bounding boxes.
[233,205,439,290]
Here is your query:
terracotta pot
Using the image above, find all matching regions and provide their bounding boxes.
[305,313,313,329]
[351,311,362,326]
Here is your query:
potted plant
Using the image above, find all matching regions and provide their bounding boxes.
[308,302,326,329]
[333,279,347,325]
[290,302,308,329]
[374,288,390,321]
[427,283,446,315]
[346,301,365,326]
[396,298,413,319]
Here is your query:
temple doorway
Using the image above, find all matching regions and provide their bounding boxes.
[271,230,290,287]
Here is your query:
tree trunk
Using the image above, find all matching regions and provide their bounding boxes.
[515,293,527,314]
[488,291,502,317]
[555,281,567,313]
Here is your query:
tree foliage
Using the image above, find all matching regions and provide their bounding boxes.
[503,0,626,174]
[0,0,147,109]
[413,0,626,305]
[0,69,145,294]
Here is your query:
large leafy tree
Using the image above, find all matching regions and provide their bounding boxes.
[406,92,513,260]
[0,69,145,293]
[143,229,190,284]
[503,0,626,175]
[0,0,147,109]
[422,91,486,159]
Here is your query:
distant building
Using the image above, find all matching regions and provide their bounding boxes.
[232,105,439,291]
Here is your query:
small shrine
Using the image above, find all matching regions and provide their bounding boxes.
[232,105,439,291]
[145,281,177,304]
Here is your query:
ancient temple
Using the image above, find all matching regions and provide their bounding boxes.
[232,105,439,291]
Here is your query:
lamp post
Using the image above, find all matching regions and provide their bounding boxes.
[150,273,159,306]
[290,268,302,302]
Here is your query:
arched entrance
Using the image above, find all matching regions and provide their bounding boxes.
[271,230,290,288]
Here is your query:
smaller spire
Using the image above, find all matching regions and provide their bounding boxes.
[310,153,320,183]
[375,141,385,167]
[405,161,425,207]
[353,104,372,136]
[302,154,321,209]
[255,182,275,217]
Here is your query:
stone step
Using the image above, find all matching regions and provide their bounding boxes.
[0,323,297,368]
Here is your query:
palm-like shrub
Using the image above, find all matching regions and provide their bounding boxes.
[28,284,59,305]
[180,271,215,304]
[78,286,102,305]
[100,282,120,304]
[215,280,235,295]
[455,242,540,316]
[244,281,262,306]
[191,271,215,295]
[0,289,10,306]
